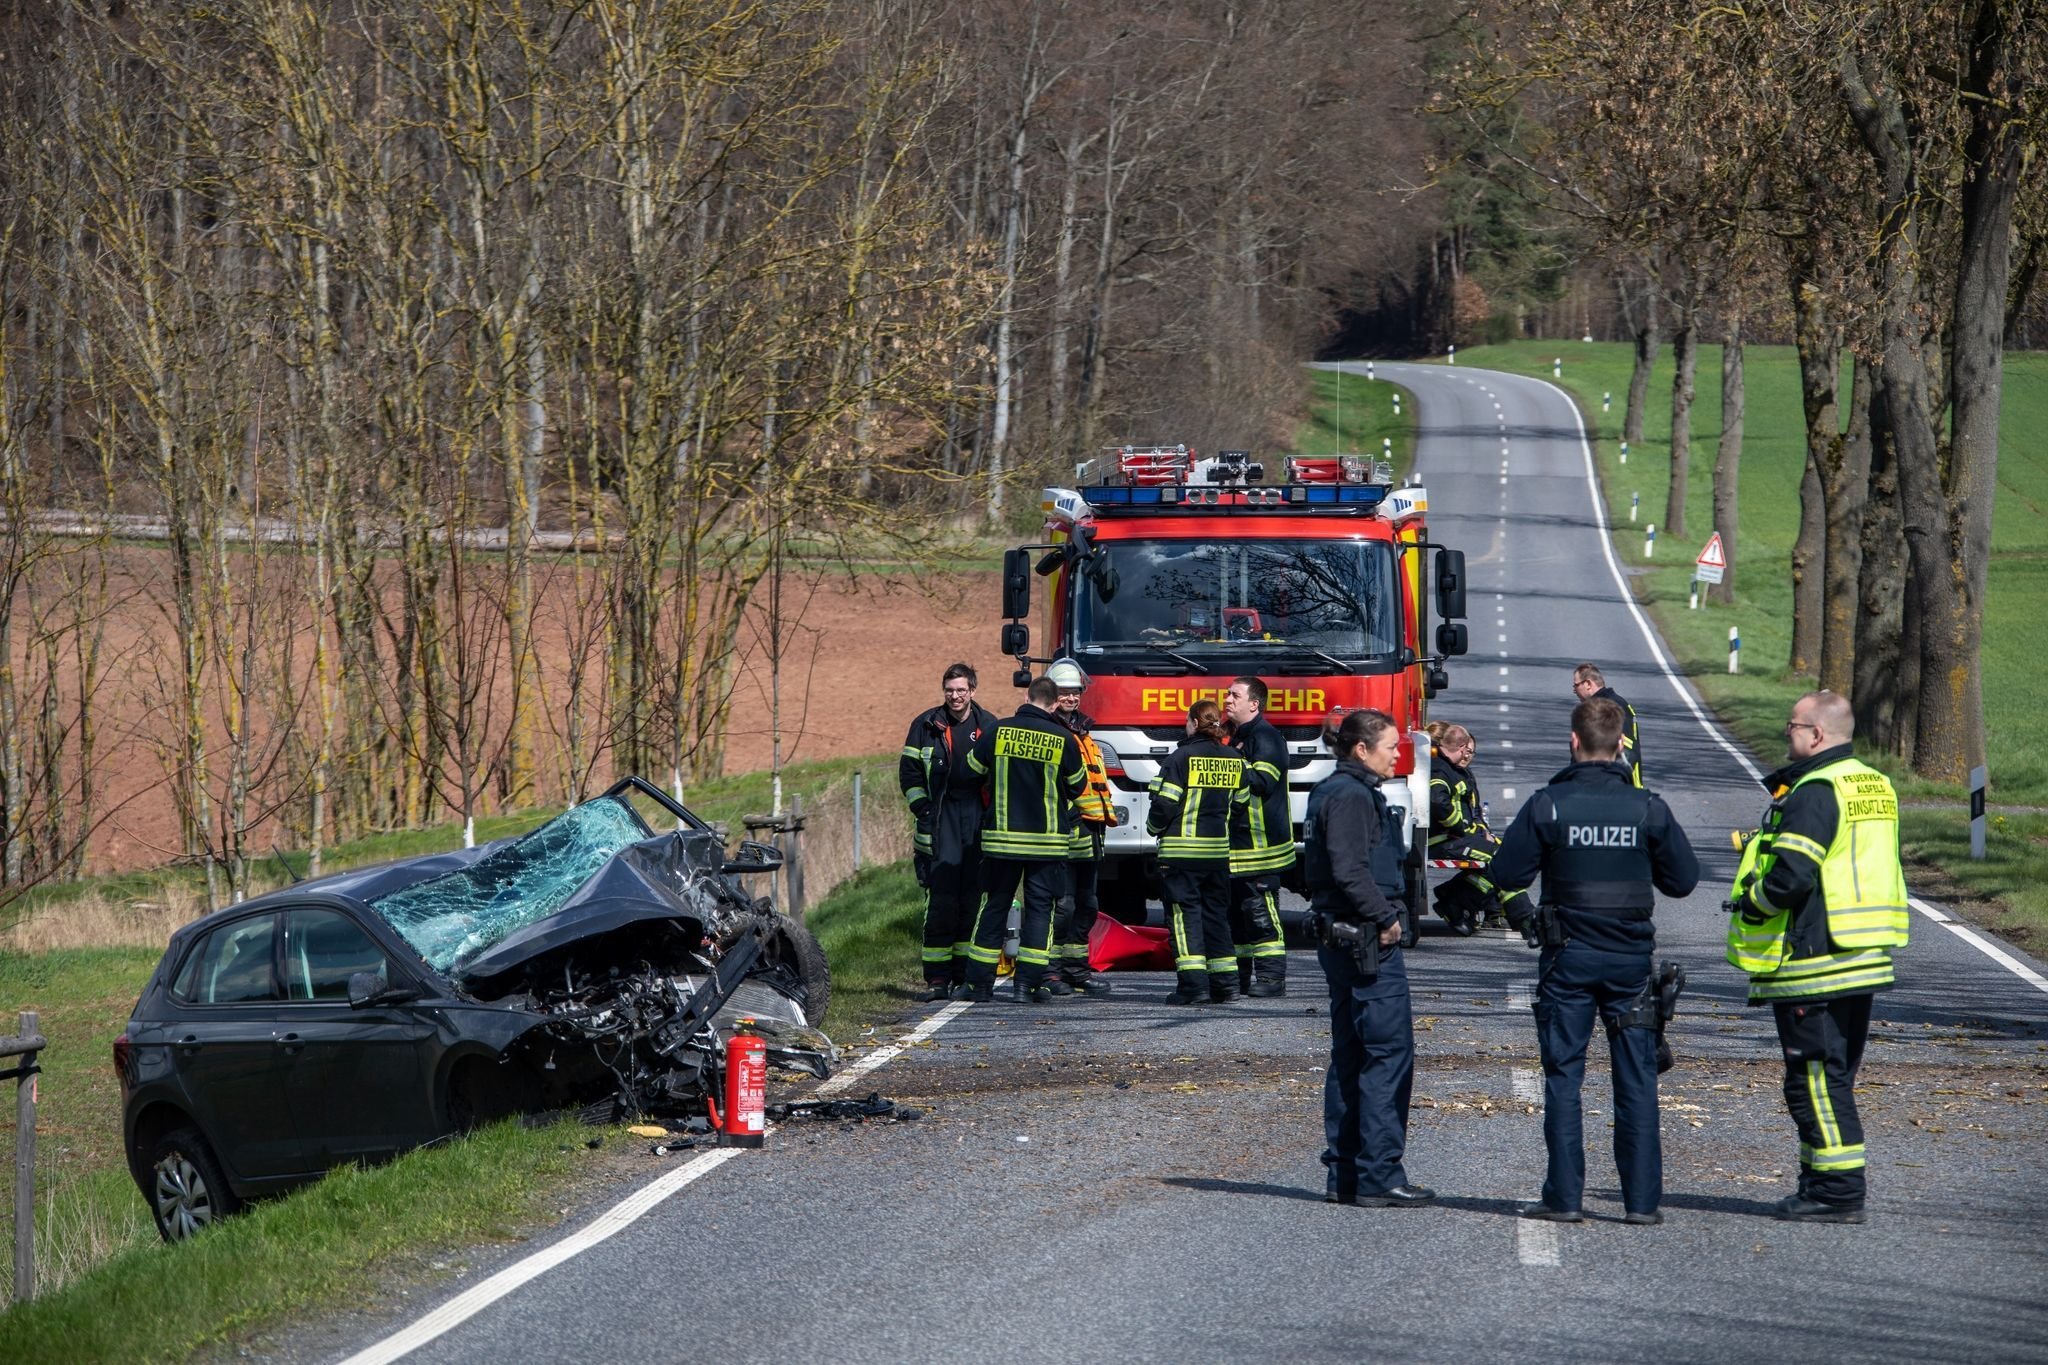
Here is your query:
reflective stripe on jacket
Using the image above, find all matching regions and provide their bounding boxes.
[1229,713,1296,874]
[967,705,1085,861]
[1727,752,1908,1001]
[1148,739,1242,864]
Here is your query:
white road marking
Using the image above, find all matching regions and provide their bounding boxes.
[1507,985,1532,1011]
[1499,684,1509,692]
[1501,740,1513,748]
[816,1000,974,1094]
[339,1000,978,1364]
[1529,369,2048,995]
[1497,704,1509,712]
[1911,897,2048,995]
[1499,666,1509,675]
[1499,633,1507,643]
[1517,1218,1562,1267]
[1502,761,1515,771]
[1502,786,1517,800]
[1511,1068,1542,1103]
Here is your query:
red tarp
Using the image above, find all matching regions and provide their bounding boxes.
[1088,914,1174,972]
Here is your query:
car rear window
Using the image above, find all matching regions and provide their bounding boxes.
[367,796,654,972]
[172,915,280,1004]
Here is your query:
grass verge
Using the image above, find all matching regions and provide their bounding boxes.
[1441,341,2046,942]
[808,860,927,1040]
[0,1116,592,1361]
[1297,367,1416,467]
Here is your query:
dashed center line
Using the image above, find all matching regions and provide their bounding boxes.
[1517,1219,1562,1267]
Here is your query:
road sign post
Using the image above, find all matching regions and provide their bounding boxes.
[1695,532,1727,586]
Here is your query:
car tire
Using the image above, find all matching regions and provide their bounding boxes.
[761,916,832,1025]
[146,1126,240,1243]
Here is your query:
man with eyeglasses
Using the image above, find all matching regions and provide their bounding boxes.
[900,663,998,1001]
[1726,690,1909,1223]
[1571,663,1642,787]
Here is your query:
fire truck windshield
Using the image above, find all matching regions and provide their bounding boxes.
[1073,538,1400,662]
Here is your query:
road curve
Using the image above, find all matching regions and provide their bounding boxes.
[293,362,2048,1365]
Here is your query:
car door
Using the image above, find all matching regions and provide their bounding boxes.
[163,912,311,1181]
[277,907,440,1165]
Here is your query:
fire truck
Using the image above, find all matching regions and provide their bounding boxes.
[997,445,1471,945]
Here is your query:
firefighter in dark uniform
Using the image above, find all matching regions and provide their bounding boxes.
[1429,722,1531,934]
[1572,663,1642,787]
[1048,658,1114,995]
[1223,676,1293,996]
[1727,690,1908,1223]
[1305,708,1433,1207]
[900,663,999,1001]
[1491,695,1699,1225]
[1148,700,1243,1004]
[960,675,1086,1004]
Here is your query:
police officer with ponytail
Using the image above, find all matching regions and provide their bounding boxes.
[1490,696,1699,1226]
[1305,708,1433,1208]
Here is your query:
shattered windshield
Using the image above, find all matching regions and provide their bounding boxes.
[1074,538,1400,659]
[369,797,655,972]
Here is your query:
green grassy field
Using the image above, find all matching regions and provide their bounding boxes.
[1447,340,2048,937]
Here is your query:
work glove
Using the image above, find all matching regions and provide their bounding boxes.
[911,799,932,825]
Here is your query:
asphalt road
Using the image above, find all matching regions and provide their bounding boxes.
[298,361,2048,1365]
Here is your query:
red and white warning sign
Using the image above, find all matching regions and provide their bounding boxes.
[1695,532,1726,584]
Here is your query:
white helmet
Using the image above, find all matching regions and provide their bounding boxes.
[1045,658,1088,690]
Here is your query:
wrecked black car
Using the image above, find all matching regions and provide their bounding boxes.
[115,778,832,1242]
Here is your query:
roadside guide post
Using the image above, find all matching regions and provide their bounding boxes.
[1603,391,1611,413]
[1620,441,1629,465]
[851,770,864,870]
[1728,626,1741,674]
[1447,345,1456,365]
[1630,491,1639,523]
[1690,579,1700,610]
[1966,765,1982,859]
[1367,360,1375,381]
[1553,357,1562,378]
[4,1010,44,1303]
[1645,523,1655,558]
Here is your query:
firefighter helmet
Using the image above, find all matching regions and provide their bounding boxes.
[1045,658,1088,690]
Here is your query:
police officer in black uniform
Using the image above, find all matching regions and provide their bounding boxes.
[1571,663,1643,787]
[1304,708,1434,1208]
[1491,696,1699,1225]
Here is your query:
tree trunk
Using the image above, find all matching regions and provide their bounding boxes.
[1624,284,1658,448]
[1787,267,1841,679]
[1818,356,1874,695]
[1917,0,2018,781]
[1789,451,1825,680]
[1852,362,1907,752]
[1664,304,1697,538]
[1708,315,1742,605]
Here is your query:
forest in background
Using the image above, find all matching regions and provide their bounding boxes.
[0,0,2041,909]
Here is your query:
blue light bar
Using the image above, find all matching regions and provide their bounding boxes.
[1077,483,1388,510]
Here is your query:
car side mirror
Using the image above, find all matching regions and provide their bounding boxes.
[722,839,786,875]
[1434,547,1467,620]
[1436,622,1469,656]
[348,970,418,1009]
[1000,621,1030,656]
[1002,548,1032,619]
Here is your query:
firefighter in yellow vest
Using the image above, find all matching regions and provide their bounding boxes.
[1726,690,1909,1224]
[1048,659,1116,995]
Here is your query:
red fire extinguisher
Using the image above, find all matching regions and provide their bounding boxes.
[718,1021,767,1148]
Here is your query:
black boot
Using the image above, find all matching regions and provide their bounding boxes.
[1164,972,1210,1006]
